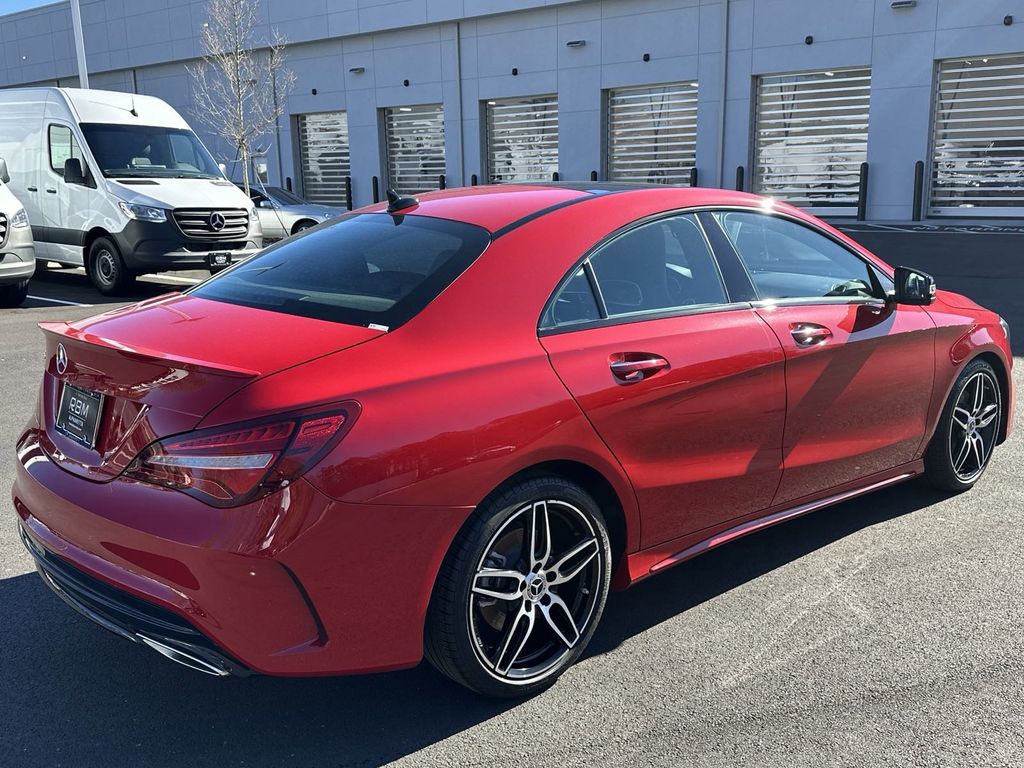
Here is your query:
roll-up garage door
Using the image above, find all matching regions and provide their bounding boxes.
[606,82,698,185]
[931,54,1024,215]
[485,95,558,183]
[296,112,350,206]
[384,104,446,195]
[753,68,871,214]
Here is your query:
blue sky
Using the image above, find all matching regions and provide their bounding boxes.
[0,0,55,14]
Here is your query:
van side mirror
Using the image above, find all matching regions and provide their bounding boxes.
[64,158,87,186]
[0,158,9,184]
[218,163,228,176]
[893,266,936,306]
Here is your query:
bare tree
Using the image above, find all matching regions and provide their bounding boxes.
[187,0,295,195]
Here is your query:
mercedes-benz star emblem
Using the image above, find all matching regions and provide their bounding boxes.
[208,212,226,231]
[55,343,68,375]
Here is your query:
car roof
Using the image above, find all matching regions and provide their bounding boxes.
[360,183,779,235]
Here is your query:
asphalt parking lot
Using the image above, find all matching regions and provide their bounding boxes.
[1,233,1022,767]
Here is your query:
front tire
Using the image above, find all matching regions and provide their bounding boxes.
[924,358,1002,492]
[87,237,135,296]
[426,477,612,698]
[292,220,317,236]
[0,279,29,307]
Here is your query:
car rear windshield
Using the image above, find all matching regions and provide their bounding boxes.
[190,213,491,329]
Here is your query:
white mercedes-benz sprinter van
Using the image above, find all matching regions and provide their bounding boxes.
[0,157,35,306]
[0,88,262,295]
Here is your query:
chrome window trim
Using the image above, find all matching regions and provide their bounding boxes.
[538,301,755,338]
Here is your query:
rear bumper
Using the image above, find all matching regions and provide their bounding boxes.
[19,522,249,677]
[12,431,471,677]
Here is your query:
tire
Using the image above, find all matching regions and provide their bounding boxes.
[425,476,612,698]
[924,358,1003,492]
[292,220,316,235]
[0,279,29,307]
[87,237,135,296]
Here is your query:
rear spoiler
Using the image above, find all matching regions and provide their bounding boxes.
[38,321,261,379]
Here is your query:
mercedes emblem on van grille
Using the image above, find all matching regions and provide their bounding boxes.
[208,212,226,231]
[55,343,68,375]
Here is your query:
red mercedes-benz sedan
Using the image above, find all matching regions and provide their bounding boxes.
[13,184,1014,697]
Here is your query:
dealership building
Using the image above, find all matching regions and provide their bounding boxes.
[1,0,1023,220]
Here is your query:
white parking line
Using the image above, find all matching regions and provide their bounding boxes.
[26,295,94,307]
[145,274,203,285]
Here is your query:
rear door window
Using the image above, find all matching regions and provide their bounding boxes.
[191,213,490,329]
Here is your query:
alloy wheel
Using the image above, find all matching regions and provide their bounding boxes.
[948,369,1000,483]
[468,499,603,684]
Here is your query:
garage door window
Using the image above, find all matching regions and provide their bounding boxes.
[384,104,446,195]
[931,54,1024,215]
[296,112,350,207]
[753,68,871,214]
[606,82,698,185]
[486,95,559,183]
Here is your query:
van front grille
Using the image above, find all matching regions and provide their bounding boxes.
[0,212,8,247]
[172,208,249,240]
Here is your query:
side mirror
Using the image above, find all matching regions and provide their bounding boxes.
[0,157,9,184]
[893,266,937,306]
[64,157,87,186]
[259,199,276,209]
[218,163,228,176]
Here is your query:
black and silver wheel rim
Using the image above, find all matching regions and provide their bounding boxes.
[468,499,602,685]
[95,248,116,286]
[949,370,1000,483]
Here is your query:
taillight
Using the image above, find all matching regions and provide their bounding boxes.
[125,403,358,507]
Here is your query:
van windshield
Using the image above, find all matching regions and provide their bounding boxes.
[80,123,222,179]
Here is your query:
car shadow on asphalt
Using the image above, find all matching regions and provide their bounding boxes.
[0,478,948,767]
[26,266,196,308]
[586,477,949,657]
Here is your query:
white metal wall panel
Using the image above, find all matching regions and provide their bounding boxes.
[931,54,1024,215]
[753,68,871,214]
[384,104,446,195]
[296,111,350,206]
[486,95,559,183]
[606,82,698,185]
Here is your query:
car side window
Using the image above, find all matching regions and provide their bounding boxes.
[48,125,85,178]
[590,215,727,317]
[713,211,879,301]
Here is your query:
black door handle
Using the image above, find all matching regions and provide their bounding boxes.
[45,188,57,194]
[26,186,37,192]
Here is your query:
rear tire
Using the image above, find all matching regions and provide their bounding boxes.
[292,220,317,235]
[924,358,1002,492]
[0,279,29,307]
[87,237,135,296]
[425,476,612,698]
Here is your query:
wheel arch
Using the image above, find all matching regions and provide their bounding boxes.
[82,227,113,268]
[291,218,318,235]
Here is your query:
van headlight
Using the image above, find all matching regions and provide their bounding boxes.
[119,201,167,222]
[248,207,258,221]
[10,208,29,228]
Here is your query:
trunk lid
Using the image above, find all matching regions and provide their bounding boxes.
[37,292,381,481]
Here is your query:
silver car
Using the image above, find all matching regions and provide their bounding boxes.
[239,185,343,242]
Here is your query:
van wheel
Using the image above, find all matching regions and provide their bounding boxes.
[0,279,29,307]
[87,237,135,295]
